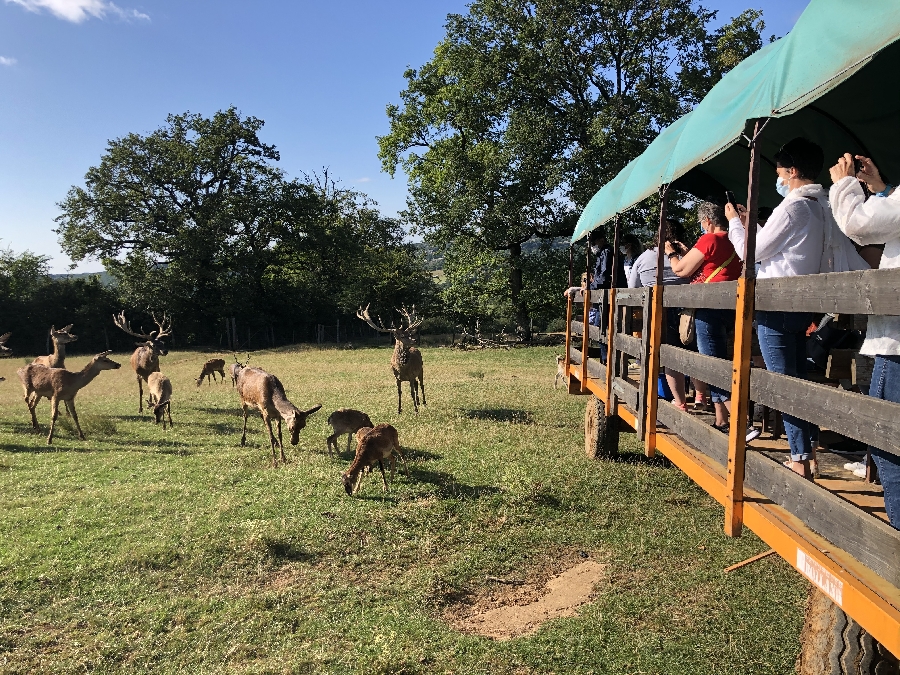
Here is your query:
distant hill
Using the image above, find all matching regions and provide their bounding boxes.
[50,271,114,285]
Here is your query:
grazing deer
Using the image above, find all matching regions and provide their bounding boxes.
[112,311,173,413]
[32,325,77,368]
[195,358,226,387]
[341,423,408,495]
[235,366,322,467]
[356,305,426,413]
[326,408,373,457]
[16,351,121,444]
[147,372,173,429]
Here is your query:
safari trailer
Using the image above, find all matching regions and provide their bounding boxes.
[562,2,900,672]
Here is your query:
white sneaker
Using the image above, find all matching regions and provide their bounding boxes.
[746,425,761,442]
[853,467,867,478]
[844,461,865,471]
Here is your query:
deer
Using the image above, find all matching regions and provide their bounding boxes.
[147,372,173,429]
[235,366,322,467]
[230,353,250,387]
[32,325,77,368]
[341,423,409,495]
[326,408,374,457]
[16,351,121,444]
[0,332,11,356]
[356,304,426,413]
[112,311,173,413]
[195,358,226,387]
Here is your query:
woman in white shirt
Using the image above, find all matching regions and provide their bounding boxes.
[830,153,900,529]
[726,137,828,480]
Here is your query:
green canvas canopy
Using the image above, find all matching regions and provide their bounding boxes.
[572,0,900,242]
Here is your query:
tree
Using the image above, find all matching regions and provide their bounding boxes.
[56,110,435,345]
[379,0,766,333]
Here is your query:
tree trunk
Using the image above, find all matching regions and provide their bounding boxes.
[508,242,530,340]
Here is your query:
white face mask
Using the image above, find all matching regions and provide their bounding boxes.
[776,176,790,198]
[590,245,601,254]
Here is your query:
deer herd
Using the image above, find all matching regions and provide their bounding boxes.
[0,304,427,496]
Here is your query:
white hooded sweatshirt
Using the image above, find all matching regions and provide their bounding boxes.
[830,176,900,357]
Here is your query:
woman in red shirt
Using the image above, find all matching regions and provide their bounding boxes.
[666,202,745,435]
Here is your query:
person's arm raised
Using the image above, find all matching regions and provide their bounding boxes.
[665,240,705,278]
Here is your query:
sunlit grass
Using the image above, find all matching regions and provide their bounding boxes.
[0,346,807,674]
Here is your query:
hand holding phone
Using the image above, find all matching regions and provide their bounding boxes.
[725,190,737,207]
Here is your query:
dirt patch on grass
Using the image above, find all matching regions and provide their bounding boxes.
[448,559,606,640]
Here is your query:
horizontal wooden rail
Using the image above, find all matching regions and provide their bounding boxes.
[570,321,603,343]
[755,268,900,315]
[659,345,732,391]
[567,346,607,383]
[612,377,639,412]
[616,334,642,358]
[750,369,900,457]
[744,449,900,589]
[615,288,647,306]
[658,400,728,465]
[570,289,610,304]
[656,400,900,590]
[663,281,738,309]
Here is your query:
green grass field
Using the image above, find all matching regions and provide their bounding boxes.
[0,346,808,674]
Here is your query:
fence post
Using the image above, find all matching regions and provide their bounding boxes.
[644,187,669,457]
[725,118,765,537]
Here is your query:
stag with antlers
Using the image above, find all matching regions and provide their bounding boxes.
[112,311,173,413]
[357,305,426,413]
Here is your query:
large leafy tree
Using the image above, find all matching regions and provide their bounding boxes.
[57,109,433,344]
[379,0,766,333]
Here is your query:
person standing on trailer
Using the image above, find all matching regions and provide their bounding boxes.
[830,152,900,529]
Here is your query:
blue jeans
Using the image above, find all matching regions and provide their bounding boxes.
[588,299,608,364]
[868,355,900,530]
[756,311,818,461]
[695,308,733,404]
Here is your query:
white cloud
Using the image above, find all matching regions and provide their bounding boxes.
[5,0,149,23]
[356,177,372,183]
[0,56,17,66]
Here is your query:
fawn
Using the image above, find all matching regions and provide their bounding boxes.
[326,408,374,457]
[341,424,409,495]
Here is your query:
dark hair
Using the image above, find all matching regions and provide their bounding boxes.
[757,206,774,224]
[774,137,824,181]
[664,217,685,243]
[588,229,607,245]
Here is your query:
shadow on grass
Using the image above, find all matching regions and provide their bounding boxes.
[263,538,320,563]
[196,407,244,417]
[612,450,673,469]
[462,408,534,424]
[408,466,502,500]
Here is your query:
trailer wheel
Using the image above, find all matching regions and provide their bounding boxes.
[585,395,618,460]
[797,589,899,675]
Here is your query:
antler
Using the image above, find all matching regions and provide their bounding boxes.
[113,311,155,340]
[233,352,251,368]
[398,305,424,332]
[356,304,393,333]
[151,312,173,340]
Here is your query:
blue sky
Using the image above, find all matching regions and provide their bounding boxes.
[0,0,810,272]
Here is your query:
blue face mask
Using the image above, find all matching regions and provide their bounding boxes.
[776,177,790,198]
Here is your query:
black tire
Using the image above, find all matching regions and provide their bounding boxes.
[797,589,899,674]
[584,395,618,460]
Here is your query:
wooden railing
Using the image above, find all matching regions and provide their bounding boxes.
[564,267,900,616]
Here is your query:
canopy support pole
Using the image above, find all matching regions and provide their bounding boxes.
[726,118,765,538]
[645,187,668,458]
[581,239,591,392]
[605,215,621,417]
[565,245,574,384]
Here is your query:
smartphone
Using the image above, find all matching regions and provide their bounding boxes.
[853,157,863,175]
[725,190,737,207]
